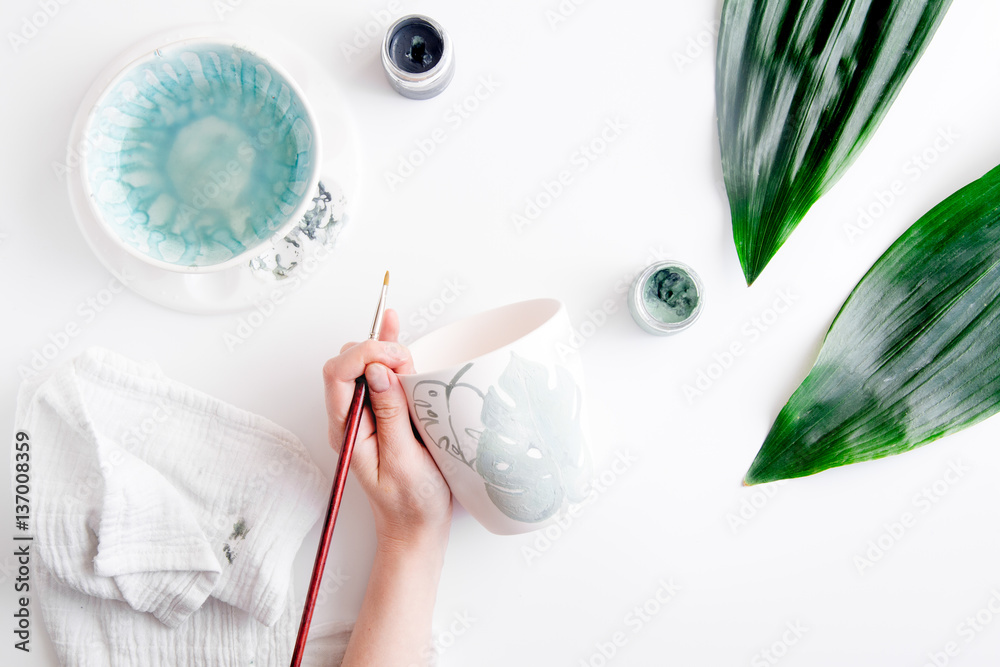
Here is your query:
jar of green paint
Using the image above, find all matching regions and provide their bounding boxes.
[628,260,704,335]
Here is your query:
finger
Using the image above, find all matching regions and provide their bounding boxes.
[323,341,410,452]
[323,340,410,385]
[379,309,400,343]
[379,310,417,374]
[328,395,375,456]
[341,309,399,352]
[347,406,380,481]
[364,362,419,473]
[337,311,413,372]
[327,401,380,497]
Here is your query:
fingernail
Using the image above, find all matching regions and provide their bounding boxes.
[366,363,391,393]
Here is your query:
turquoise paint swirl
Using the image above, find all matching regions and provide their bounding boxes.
[86,42,316,268]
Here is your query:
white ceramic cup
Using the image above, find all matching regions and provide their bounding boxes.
[399,299,594,535]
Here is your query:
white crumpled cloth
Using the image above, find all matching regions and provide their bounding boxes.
[16,347,351,666]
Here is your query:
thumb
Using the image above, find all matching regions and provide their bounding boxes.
[364,362,415,462]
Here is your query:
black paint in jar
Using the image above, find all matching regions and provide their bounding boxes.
[381,15,454,100]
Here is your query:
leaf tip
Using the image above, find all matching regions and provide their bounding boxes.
[743,459,774,486]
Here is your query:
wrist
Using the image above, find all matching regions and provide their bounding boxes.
[371,529,449,604]
[375,519,450,563]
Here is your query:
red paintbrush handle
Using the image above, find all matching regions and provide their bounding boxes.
[290,377,368,667]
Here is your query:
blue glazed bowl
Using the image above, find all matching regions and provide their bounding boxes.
[83,38,321,272]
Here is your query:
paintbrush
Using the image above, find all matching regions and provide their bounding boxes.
[289,271,390,667]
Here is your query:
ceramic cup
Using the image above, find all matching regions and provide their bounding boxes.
[399,299,594,535]
[82,37,321,273]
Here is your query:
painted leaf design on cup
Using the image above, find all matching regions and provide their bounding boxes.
[476,353,591,523]
[412,363,483,469]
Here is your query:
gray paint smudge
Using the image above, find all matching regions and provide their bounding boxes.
[230,518,250,540]
[222,518,250,565]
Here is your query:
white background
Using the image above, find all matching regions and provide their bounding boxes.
[3,0,1000,665]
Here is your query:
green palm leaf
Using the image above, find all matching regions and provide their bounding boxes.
[745,163,1000,485]
[716,0,952,285]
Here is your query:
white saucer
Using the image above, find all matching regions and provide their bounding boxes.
[66,26,360,314]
